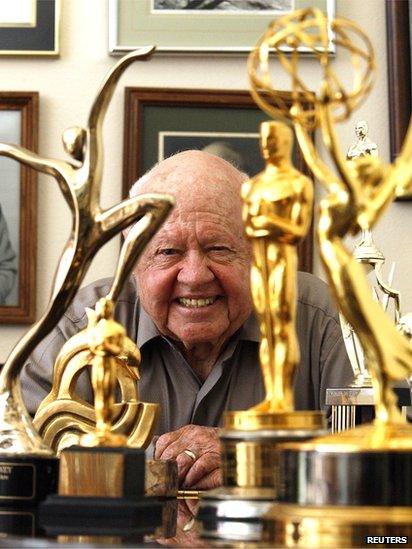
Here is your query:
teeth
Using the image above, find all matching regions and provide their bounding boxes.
[178,296,217,308]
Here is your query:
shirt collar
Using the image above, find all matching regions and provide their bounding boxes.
[238,312,260,343]
[136,302,163,347]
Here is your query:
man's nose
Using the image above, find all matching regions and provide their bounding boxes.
[177,252,215,286]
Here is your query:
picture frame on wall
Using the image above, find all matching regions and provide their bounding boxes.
[109,0,335,55]
[123,87,314,272]
[0,0,59,56]
[0,92,38,323]
[386,0,411,200]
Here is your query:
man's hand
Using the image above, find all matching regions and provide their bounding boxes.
[155,425,222,490]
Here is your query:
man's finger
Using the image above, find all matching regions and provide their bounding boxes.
[175,451,197,483]
[185,466,222,491]
[154,430,182,459]
[182,451,220,488]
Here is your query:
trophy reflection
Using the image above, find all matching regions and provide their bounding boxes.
[248,6,412,545]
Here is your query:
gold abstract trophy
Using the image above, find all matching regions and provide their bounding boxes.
[34,216,179,541]
[246,7,412,547]
[0,46,174,521]
[199,90,326,545]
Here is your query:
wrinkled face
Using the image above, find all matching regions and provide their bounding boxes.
[134,153,252,350]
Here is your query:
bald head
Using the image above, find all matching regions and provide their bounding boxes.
[130,150,247,223]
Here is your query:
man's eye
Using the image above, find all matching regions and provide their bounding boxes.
[209,246,231,253]
[158,248,178,256]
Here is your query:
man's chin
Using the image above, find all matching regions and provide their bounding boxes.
[168,324,229,348]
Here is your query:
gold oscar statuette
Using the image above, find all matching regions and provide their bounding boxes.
[247,7,412,545]
[198,117,325,544]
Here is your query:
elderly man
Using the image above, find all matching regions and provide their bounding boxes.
[21,150,352,490]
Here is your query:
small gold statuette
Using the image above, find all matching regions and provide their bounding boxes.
[248,7,412,546]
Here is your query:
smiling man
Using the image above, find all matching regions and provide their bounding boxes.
[21,150,352,490]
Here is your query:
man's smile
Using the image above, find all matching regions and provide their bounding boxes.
[177,296,220,308]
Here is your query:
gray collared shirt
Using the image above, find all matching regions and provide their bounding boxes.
[21,272,353,435]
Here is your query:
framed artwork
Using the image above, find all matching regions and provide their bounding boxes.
[0,0,59,56]
[386,0,411,200]
[109,0,335,55]
[0,92,38,323]
[123,87,314,272]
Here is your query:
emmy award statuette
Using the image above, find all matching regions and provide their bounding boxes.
[198,119,326,543]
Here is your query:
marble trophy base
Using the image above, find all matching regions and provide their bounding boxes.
[0,455,58,507]
[198,411,326,543]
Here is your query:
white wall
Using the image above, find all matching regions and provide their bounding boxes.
[0,0,410,361]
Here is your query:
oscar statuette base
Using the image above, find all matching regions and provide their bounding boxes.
[198,410,326,543]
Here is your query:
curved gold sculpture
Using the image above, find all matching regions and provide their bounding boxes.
[0,46,174,456]
[249,7,412,434]
[33,217,170,452]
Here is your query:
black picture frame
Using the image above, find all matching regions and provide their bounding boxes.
[123,87,314,272]
[0,0,59,56]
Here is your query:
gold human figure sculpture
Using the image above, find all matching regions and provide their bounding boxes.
[81,298,132,447]
[33,215,169,452]
[249,7,412,433]
[241,121,313,412]
[0,46,174,456]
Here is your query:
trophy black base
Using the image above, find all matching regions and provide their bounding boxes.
[39,494,163,540]
[0,506,45,538]
[0,456,58,506]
